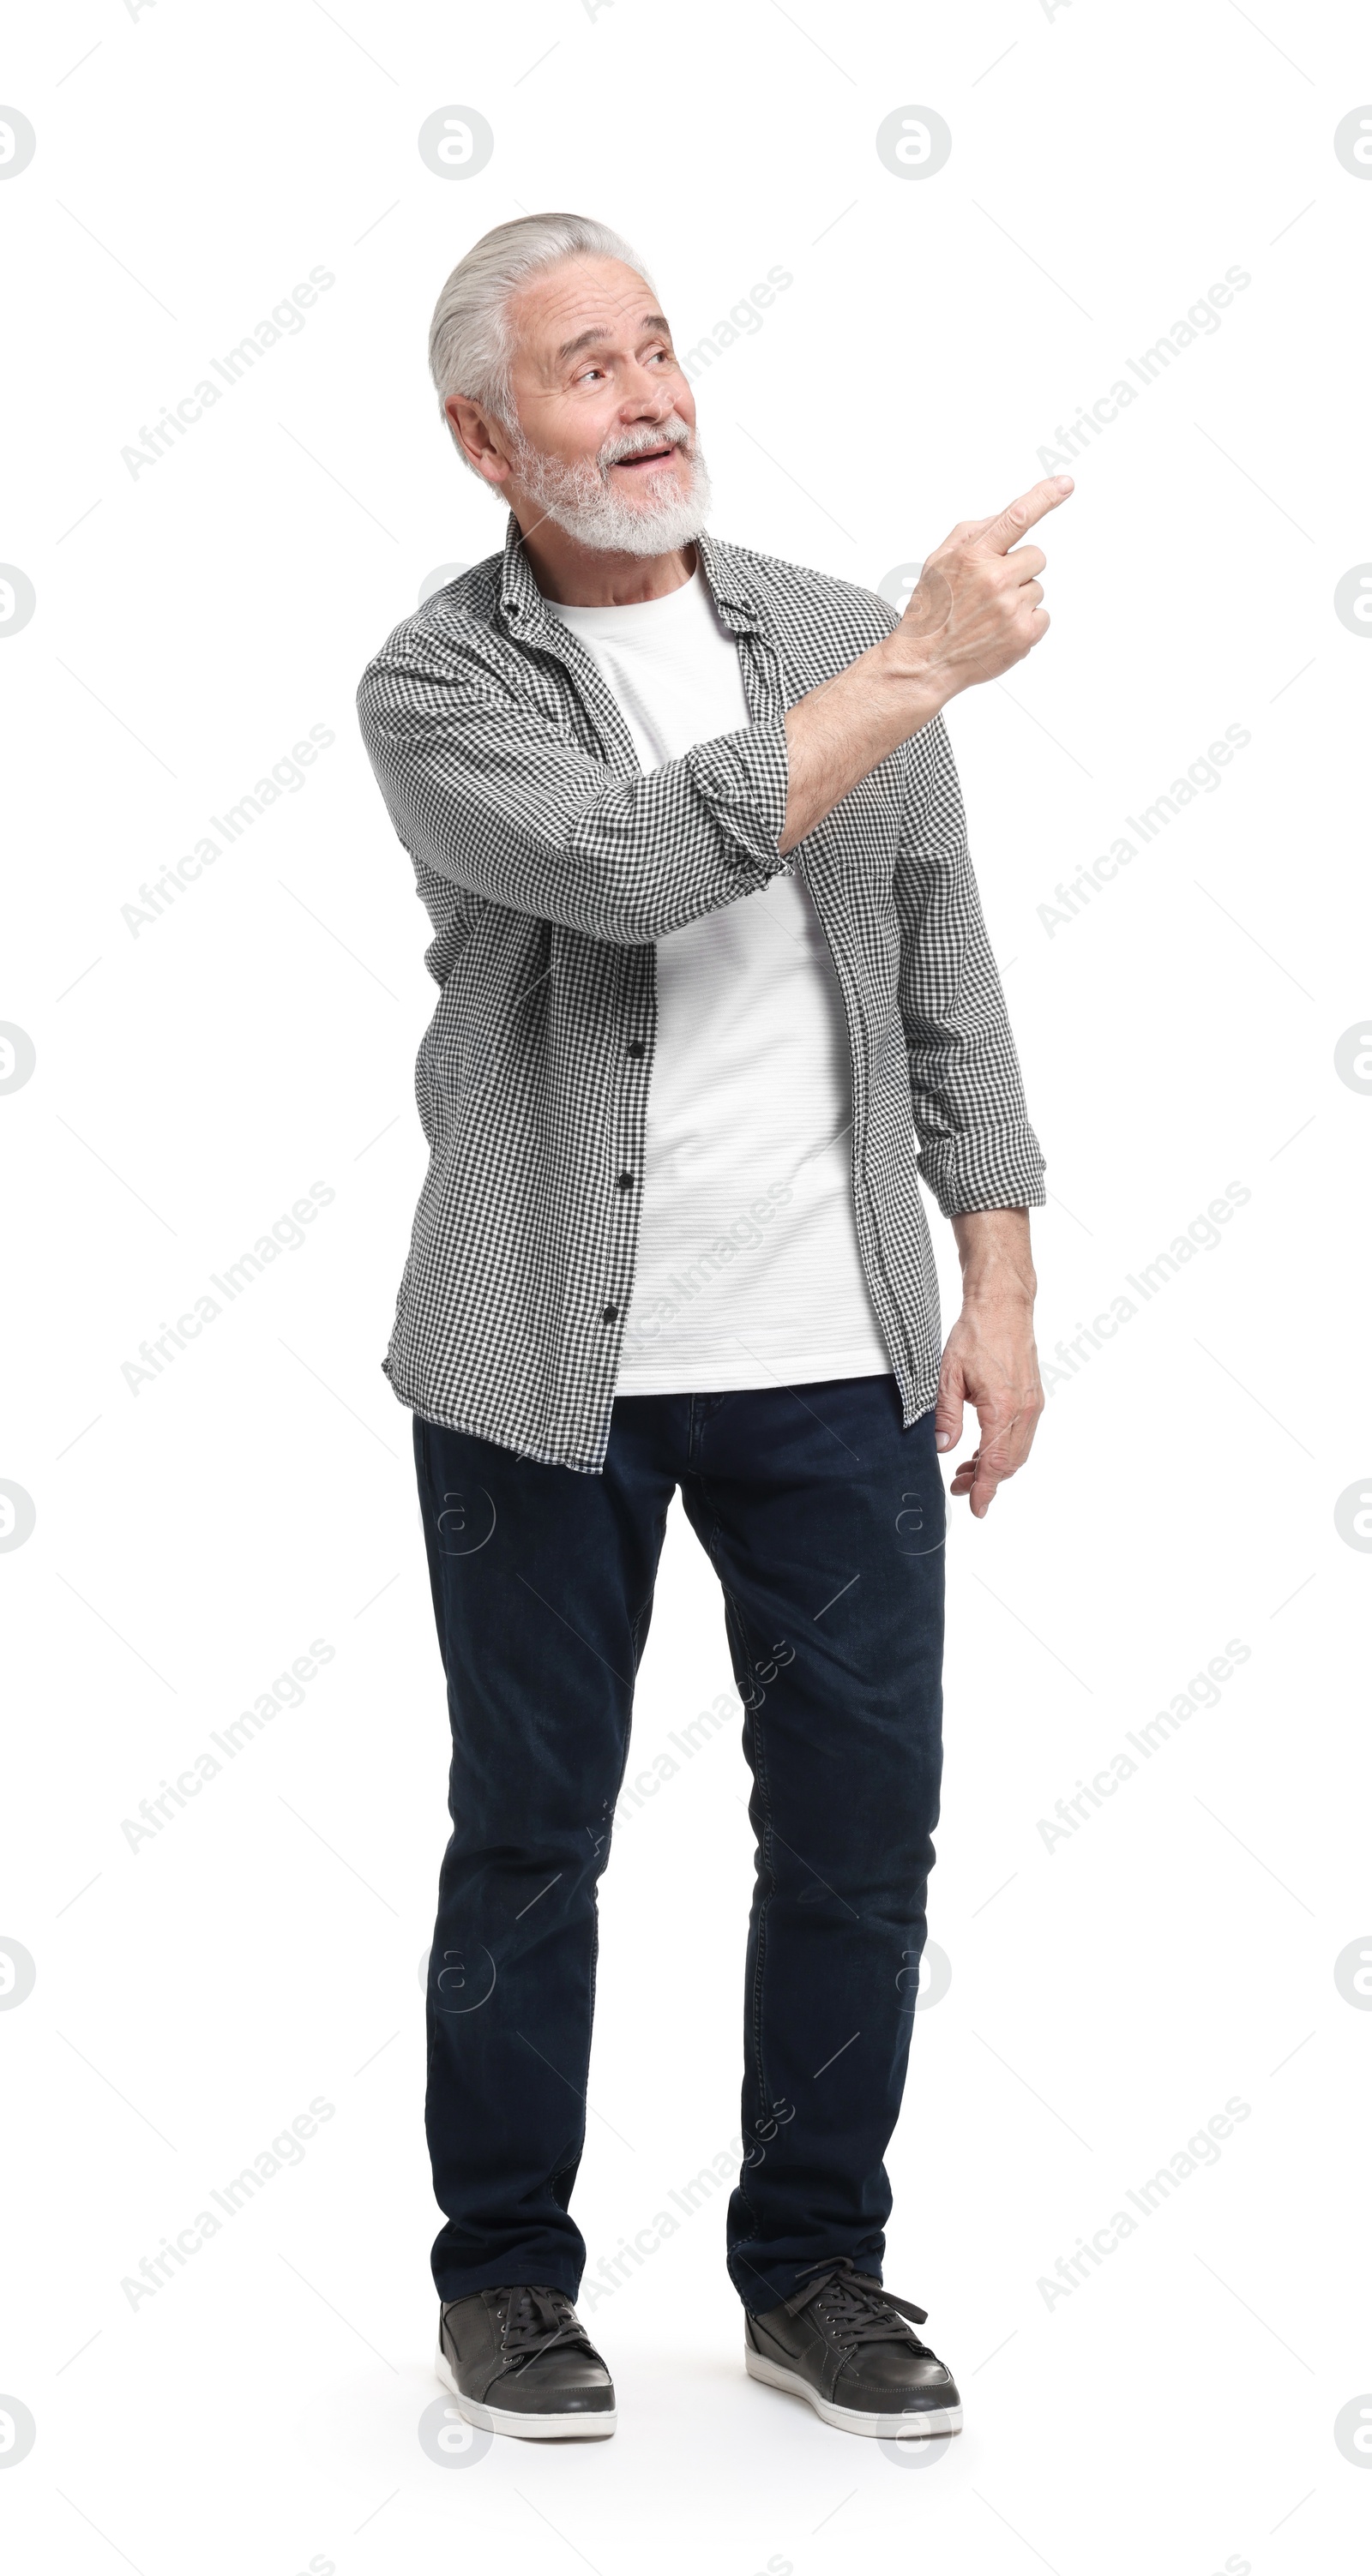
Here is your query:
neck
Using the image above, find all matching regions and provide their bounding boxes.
[513,508,697,609]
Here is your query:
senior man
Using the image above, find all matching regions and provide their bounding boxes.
[357,211,1069,2444]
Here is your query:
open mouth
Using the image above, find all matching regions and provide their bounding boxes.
[611,442,679,471]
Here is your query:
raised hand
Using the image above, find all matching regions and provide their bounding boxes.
[894,473,1074,697]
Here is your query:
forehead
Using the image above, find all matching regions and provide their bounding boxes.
[508,257,665,371]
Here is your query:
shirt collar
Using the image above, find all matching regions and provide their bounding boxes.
[496,509,765,639]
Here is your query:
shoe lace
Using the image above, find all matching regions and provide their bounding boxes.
[784,2257,934,2357]
[495,2285,590,2371]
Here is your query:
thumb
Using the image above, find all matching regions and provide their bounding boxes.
[935,1364,964,1455]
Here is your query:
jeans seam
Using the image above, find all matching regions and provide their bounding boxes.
[699,1490,775,2255]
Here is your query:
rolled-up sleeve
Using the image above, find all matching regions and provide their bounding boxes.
[356,638,791,946]
[893,712,1047,1215]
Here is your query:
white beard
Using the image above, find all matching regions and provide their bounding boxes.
[510,418,713,557]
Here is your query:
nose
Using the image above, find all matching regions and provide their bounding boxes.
[622,387,673,423]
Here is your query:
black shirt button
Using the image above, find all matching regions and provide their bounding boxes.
[616,1171,635,1190]
[601,1304,618,1324]
[626,1040,645,1059]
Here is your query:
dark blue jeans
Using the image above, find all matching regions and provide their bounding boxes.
[413,1372,945,2318]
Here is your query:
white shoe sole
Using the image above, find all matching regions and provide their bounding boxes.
[435,2338,617,2440]
[744,2343,963,2439]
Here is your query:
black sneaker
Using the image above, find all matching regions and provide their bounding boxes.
[436,2285,616,2441]
[744,2258,962,2439]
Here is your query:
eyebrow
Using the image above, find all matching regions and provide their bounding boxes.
[553,312,672,365]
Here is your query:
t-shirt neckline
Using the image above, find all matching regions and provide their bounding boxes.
[545,567,706,632]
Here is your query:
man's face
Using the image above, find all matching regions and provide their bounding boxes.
[455,255,710,556]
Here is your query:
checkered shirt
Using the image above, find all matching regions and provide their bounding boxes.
[356,511,1045,1472]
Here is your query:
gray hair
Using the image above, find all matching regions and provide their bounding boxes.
[428,212,655,472]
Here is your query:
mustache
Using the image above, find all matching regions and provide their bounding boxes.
[599,417,693,471]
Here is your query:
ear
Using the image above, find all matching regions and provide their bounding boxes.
[445,394,513,487]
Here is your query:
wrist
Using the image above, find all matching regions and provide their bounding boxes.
[872,626,958,716]
[959,1272,1037,1310]
[952,1209,1037,1306]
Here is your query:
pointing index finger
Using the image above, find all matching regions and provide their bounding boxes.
[973,474,1074,557]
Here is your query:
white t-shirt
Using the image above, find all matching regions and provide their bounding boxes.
[547,566,892,1396]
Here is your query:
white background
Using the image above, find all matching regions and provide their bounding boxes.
[3,1,1370,2567]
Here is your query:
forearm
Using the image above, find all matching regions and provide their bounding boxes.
[951,1206,1037,1306]
[779,632,952,855]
